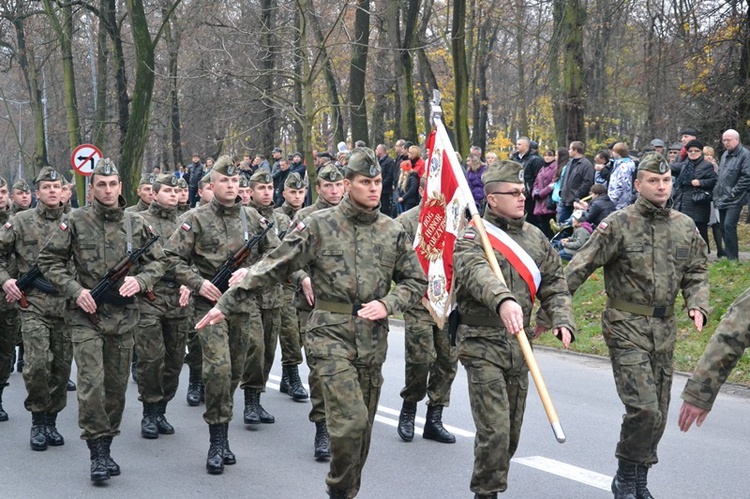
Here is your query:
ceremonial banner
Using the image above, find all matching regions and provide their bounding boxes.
[413,126,472,328]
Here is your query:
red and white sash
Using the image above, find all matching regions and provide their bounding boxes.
[471,220,542,303]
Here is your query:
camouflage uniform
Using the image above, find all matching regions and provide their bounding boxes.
[396,205,458,442]
[125,198,150,213]
[681,286,750,411]
[10,178,31,217]
[0,172,71,437]
[454,162,575,496]
[0,185,19,421]
[214,150,427,496]
[135,175,189,435]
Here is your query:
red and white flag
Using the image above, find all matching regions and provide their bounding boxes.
[413,125,474,328]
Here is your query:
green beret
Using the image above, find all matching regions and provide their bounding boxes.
[35,166,61,184]
[177,177,188,189]
[637,152,670,175]
[139,173,156,186]
[155,173,178,187]
[0,177,7,188]
[249,170,273,185]
[92,158,119,177]
[212,155,238,176]
[345,147,380,178]
[12,179,30,192]
[200,173,211,185]
[60,175,69,186]
[318,164,344,183]
[239,176,249,188]
[285,172,305,189]
[482,160,524,185]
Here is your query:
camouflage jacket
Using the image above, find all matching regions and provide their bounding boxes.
[125,198,150,213]
[293,196,336,226]
[37,196,165,305]
[215,194,427,320]
[276,202,298,223]
[681,286,750,410]
[10,203,29,216]
[246,198,285,308]
[454,211,575,340]
[177,203,190,215]
[565,195,709,319]
[0,202,67,315]
[164,197,279,302]
[397,205,434,324]
[0,208,15,278]
[138,201,187,319]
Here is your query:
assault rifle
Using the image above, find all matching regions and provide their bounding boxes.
[203,220,274,303]
[15,264,57,309]
[88,234,160,325]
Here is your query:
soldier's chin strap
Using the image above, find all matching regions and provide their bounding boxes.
[240,206,249,243]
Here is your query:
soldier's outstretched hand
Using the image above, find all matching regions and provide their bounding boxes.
[196,307,226,329]
[119,276,142,297]
[688,309,704,332]
[499,299,524,335]
[76,289,97,314]
[554,327,572,348]
[357,300,388,320]
[198,279,222,302]
[2,278,22,302]
[678,401,709,432]
[229,268,248,287]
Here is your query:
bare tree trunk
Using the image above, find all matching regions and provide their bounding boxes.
[165,9,183,168]
[348,0,370,144]
[93,0,109,148]
[452,0,470,158]
[293,5,304,151]
[513,0,527,136]
[260,0,278,152]
[734,0,750,136]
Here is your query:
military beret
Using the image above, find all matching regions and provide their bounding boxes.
[482,160,524,185]
[239,176,249,188]
[285,172,305,189]
[92,158,119,177]
[177,177,188,189]
[0,177,7,188]
[139,173,156,186]
[212,155,238,176]
[60,175,69,186]
[345,147,380,178]
[637,152,671,174]
[200,173,211,185]
[249,170,273,184]
[155,173,178,187]
[12,179,30,192]
[35,166,61,184]
[318,164,344,183]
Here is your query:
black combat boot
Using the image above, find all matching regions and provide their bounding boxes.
[397,400,417,442]
[279,369,290,394]
[474,494,498,499]
[101,436,120,476]
[635,465,655,499]
[140,402,159,439]
[256,392,275,423]
[314,420,331,460]
[328,487,348,498]
[243,388,261,425]
[45,412,65,446]
[30,411,48,451]
[156,400,175,435]
[222,423,236,465]
[285,365,309,401]
[422,405,456,443]
[66,378,76,391]
[611,460,638,499]
[16,344,24,373]
[0,385,8,422]
[206,424,225,475]
[186,369,202,406]
[87,438,110,482]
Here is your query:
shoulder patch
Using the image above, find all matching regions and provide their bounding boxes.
[3,222,10,229]
[597,221,609,231]
[296,221,306,232]
[59,222,68,231]
[181,222,191,231]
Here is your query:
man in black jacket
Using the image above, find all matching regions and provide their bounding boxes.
[186,154,204,207]
[714,129,750,260]
[376,144,396,217]
[559,141,595,224]
[511,137,545,229]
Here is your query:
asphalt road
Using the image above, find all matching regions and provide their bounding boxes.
[2,321,749,498]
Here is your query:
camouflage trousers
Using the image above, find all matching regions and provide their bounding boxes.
[135,313,189,404]
[278,288,303,366]
[195,300,256,424]
[20,306,72,414]
[241,307,279,391]
[68,304,138,440]
[458,331,529,496]
[0,307,18,387]
[603,309,675,466]
[400,318,457,406]
[299,310,325,423]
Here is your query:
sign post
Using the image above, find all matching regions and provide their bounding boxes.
[71,144,103,206]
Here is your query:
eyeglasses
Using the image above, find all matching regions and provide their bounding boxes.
[489,190,526,198]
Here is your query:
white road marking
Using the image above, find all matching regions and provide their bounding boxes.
[512,456,612,491]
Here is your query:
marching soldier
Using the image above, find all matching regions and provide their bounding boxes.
[196,148,427,498]
[125,174,155,213]
[177,177,190,214]
[133,173,190,439]
[164,156,278,475]
[238,176,252,206]
[37,159,165,483]
[10,179,32,216]
[0,177,18,421]
[564,152,709,498]
[0,167,71,451]
[454,160,574,499]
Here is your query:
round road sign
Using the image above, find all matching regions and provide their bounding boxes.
[71,144,103,176]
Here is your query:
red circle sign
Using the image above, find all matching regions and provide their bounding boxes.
[70,144,103,176]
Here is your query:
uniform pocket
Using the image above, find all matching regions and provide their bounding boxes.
[612,350,656,408]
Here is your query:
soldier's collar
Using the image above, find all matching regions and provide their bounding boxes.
[484,210,526,232]
[248,199,275,218]
[149,201,177,218]
[315,196,336,210]
[36,201,66,220]
[338,194,380,225]
[92,196,127,221]
[209,196,242,216]
[635,195,671,218]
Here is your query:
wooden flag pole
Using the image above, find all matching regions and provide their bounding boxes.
[429,90,565,444]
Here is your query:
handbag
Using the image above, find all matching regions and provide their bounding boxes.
[546,197,557,211]
[692,189,711,205]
